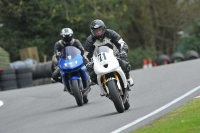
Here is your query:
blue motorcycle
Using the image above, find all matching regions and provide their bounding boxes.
[58,46,91,106]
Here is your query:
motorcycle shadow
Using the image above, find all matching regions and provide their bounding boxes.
[48,105,78,113]
[49,101,95,113]
[93,106,134,118]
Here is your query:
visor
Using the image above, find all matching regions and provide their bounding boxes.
[92,28,103,36]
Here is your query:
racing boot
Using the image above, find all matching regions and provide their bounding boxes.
[126,73,134,91]
[100,83,107,97]
[51,78,56,83]
[51,67,62,83]
[127,76,134,87]
[125,71,134,87]
[63,86,68,92]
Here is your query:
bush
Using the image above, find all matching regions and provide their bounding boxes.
[177,18,200,54]
[128,47,158,69]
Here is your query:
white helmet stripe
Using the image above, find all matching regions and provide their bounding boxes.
[61,28,73,36]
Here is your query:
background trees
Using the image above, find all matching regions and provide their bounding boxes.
[0,0,200,68]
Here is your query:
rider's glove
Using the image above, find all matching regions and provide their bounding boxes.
[56,52,61,57]
[116,51,127,59]
[56,52,62,60]
[86,62,94,73]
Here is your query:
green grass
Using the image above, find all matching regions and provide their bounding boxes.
[131,98,200,133]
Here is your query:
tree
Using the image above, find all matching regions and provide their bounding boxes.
[0,0,200,65]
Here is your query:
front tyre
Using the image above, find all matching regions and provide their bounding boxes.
[71,80,83,106]
[107,80,124,113]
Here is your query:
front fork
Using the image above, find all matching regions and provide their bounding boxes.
[102,72,123,95]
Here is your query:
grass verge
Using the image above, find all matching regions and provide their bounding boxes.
[131,97,200,133]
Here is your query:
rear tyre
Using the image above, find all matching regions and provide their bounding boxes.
[71,80,83,106]
[155,54,171,65]
[170,52,185,63]
[107,80,124,113]
[185,50,199,60]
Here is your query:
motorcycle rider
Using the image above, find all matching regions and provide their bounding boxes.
[84,19,134,92]
[51,28,89,90]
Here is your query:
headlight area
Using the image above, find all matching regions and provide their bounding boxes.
[64,61,78,68]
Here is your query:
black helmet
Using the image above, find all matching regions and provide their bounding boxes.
[60,28,73,43]
[90,19,106,39]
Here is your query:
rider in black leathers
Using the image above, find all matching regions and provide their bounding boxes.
[84,19,134,89]
[51,28,89,89]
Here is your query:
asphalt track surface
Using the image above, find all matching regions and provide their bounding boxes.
[0,59,200,133]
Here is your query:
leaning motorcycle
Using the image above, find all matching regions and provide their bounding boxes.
[92,46,130,113]
[58,46,91,106]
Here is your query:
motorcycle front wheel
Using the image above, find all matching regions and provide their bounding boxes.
[71,80,83,106]
[107,80,125,113]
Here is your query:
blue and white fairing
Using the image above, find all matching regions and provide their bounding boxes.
[58,46,89,86]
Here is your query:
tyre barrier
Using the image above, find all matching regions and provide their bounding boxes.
[31,61,53,80]
[0,68,18,91]
[10,58,38,69]
[10,61,27,69]
[31,61,53,86]
[170,52,185,63]
[33,78,52,86]
[155,54,172,66]
[184,50,199,60]
[148,50,199,68]
[16,67,33,88]
[0,61,53,91]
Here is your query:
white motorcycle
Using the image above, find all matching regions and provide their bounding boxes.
[92,46,130,113]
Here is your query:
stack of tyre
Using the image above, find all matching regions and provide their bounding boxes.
[0,68,18,91]
[0,67,33,91]
[155,50,199,66]
[11,59,53,86]
[0,60,53,91]
[10,58,38,69]
[32,61,53,79]
[16,67,33,88]
[31,61,53,86]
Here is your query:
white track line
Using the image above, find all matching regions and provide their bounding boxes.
[0,100,3,107]
[111,86,200,133]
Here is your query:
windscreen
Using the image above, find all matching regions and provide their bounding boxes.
[94,46,110,57]
[61,46,81,60]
